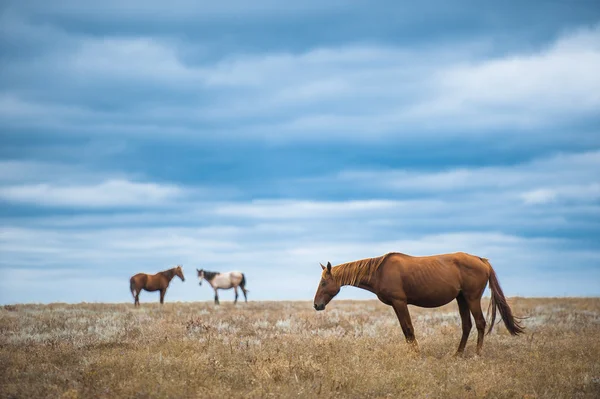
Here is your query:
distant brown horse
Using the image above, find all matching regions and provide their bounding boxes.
[313,252,524,355]
[130,265,185,306]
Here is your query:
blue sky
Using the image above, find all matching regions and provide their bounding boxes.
[1,1,599,304]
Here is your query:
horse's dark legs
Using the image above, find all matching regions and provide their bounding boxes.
[160,289,166,305]
[214,289,220,305]
[234,286,239,304]
[241,287,248,302]
[466,297,486,355]
[455,293,472,356]
[391,300,419,352]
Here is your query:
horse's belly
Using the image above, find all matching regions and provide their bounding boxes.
[213,275,233,289]
[408,293,458,308]
[398,263,461,308]
[405,284,460,308]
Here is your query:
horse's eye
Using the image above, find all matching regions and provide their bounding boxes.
[320,280,327,287]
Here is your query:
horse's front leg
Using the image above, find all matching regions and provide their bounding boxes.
[214,289,220,305]
[391,299,420,353]
[160,289,166,304]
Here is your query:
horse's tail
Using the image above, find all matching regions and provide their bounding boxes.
[129,278,136,299]
[240,273,248,291]
[482,258,524,336]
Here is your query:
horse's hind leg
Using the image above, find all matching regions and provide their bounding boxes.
[391,300,419,353]
[466,297,486,355]
[455,293,472,356]
[241,287,248,302]
[160,289,166,305]
[234,286,239,304]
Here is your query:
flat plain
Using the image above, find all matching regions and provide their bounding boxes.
[1,298,599,398]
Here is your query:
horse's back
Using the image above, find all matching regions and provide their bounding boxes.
[130,273,146,282]
[387,252,489,274]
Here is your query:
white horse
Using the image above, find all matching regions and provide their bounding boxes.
[197,269,248,305]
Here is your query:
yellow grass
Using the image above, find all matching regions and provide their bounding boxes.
[1,298,600,398]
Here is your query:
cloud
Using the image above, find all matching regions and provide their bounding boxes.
[405,25,600,128]
[328,150,600,205]
[0,160,89,183]
[521,185,600,205]
[70,38,196,84]
[0,179,186,208]
[169,24,600,136]
[213,199,401,219]
[1,151,597,235]
[2,14,599,142]
[521,189,558,205]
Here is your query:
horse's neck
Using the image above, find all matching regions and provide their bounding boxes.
[332,264,378,294]
[356,279,378,294]
[161,269,175,281]
[204,271,219,283]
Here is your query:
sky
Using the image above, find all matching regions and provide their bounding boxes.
[1,1,599,304]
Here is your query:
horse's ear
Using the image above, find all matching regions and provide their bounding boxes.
[327,262,332,273]
[196,268,200,272]
[320,263,326,270]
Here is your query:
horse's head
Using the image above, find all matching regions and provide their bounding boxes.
[197,268,204,285]
[175,265,185,281]
[313,261,340,311]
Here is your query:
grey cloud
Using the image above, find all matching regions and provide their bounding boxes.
[2,12,599,143]
[333,150,600,197]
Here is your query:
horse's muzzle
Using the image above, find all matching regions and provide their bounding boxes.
[314,303,325,311]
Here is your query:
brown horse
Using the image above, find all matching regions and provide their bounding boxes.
[130,265,185,306]
[313,252,524,355]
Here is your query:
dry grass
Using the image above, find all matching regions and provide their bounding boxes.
[1,298,600,398]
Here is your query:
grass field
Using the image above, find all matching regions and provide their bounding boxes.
[1,298,600,398]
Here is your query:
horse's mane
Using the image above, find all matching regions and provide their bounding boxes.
[202,270,220,281]
[159,267,178,278]
[332,253,396,286]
